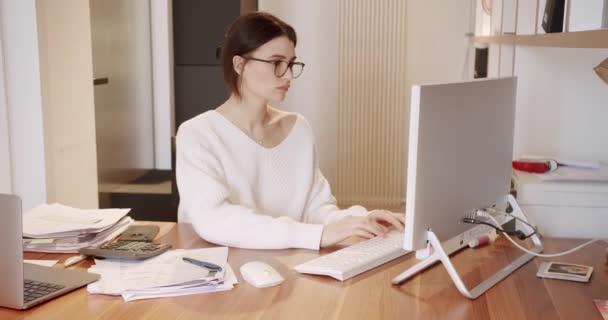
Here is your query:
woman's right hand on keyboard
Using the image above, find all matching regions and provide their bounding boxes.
[320,211,405,248]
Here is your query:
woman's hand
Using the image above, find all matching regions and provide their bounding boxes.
[320,210,405,248]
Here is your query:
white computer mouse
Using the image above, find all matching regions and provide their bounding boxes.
[240,261,284,288]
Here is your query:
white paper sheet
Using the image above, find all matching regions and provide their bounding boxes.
[24,260,58,267]
[87,247,236,301]
[539,165,608,182]
[23,216,133,253]
[23,203,130,238]
[121,265,238,302]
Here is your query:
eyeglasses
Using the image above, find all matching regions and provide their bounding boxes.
[244,56,305,78]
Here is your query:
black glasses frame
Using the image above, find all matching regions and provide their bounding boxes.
[244,57,305,78]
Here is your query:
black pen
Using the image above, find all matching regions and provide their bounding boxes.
[182,257,223,271]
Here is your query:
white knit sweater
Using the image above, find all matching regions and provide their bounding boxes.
[176,110,368,250]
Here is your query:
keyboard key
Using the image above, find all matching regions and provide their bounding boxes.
[23,279,65,303]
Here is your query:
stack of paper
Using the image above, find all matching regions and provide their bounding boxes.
[87,247,237,301]
[22,203,133,253]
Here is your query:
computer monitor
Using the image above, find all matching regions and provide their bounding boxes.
[404,77,516,252]
[393,77,543,299]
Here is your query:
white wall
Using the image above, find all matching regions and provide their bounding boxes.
[0,0,47,210]
[260,0,474,201]
[259,0,339,185]
[404,0,475,197]
[151,0,175,170]
[513,47,608,161]
[0,22,11,194]
[36,0,99,208]
[406,1,473,89]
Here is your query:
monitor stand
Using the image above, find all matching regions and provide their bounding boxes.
[391,195,543,299]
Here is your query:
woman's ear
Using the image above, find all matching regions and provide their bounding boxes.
[233,55,246,75]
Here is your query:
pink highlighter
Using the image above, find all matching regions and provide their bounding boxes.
[512,159,558,173]
[468,234,491,248]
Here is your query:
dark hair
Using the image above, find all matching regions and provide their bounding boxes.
[220,12,297,97]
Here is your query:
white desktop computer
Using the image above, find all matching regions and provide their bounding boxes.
[392,77,543,299]
[295,77,543,293]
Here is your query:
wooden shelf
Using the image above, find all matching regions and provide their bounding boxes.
[474,29,608,48]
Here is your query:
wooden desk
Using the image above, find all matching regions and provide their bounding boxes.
[2,223,607,320]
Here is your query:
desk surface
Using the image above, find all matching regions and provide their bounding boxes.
[2,222,607,320]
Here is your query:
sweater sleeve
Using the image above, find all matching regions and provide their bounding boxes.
[302,147,369,225]
[176,126,323,250]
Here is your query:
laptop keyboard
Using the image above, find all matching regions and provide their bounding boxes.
[23,279,65,303]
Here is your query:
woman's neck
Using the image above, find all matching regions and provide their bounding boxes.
[220,94,271,132]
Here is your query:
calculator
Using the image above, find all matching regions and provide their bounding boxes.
[79,225,171,260]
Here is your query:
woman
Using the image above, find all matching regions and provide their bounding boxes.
[176,12,404,250]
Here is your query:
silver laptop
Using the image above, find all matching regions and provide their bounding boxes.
[0,194,100,310]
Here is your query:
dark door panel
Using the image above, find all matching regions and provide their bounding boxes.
[174,65,227,126]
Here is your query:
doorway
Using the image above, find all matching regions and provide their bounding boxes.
[90,0,175,220]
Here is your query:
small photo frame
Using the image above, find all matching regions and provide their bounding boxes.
[537,261,593,282]
[547,262,593,277]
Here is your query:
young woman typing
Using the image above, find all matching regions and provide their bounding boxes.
[176,12,404,250]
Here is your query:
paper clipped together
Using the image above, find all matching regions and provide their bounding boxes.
[22,202,133,253]
[23,203,130,238]
[87,247,237,301]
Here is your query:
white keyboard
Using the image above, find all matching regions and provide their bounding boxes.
[294,231,410,281]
